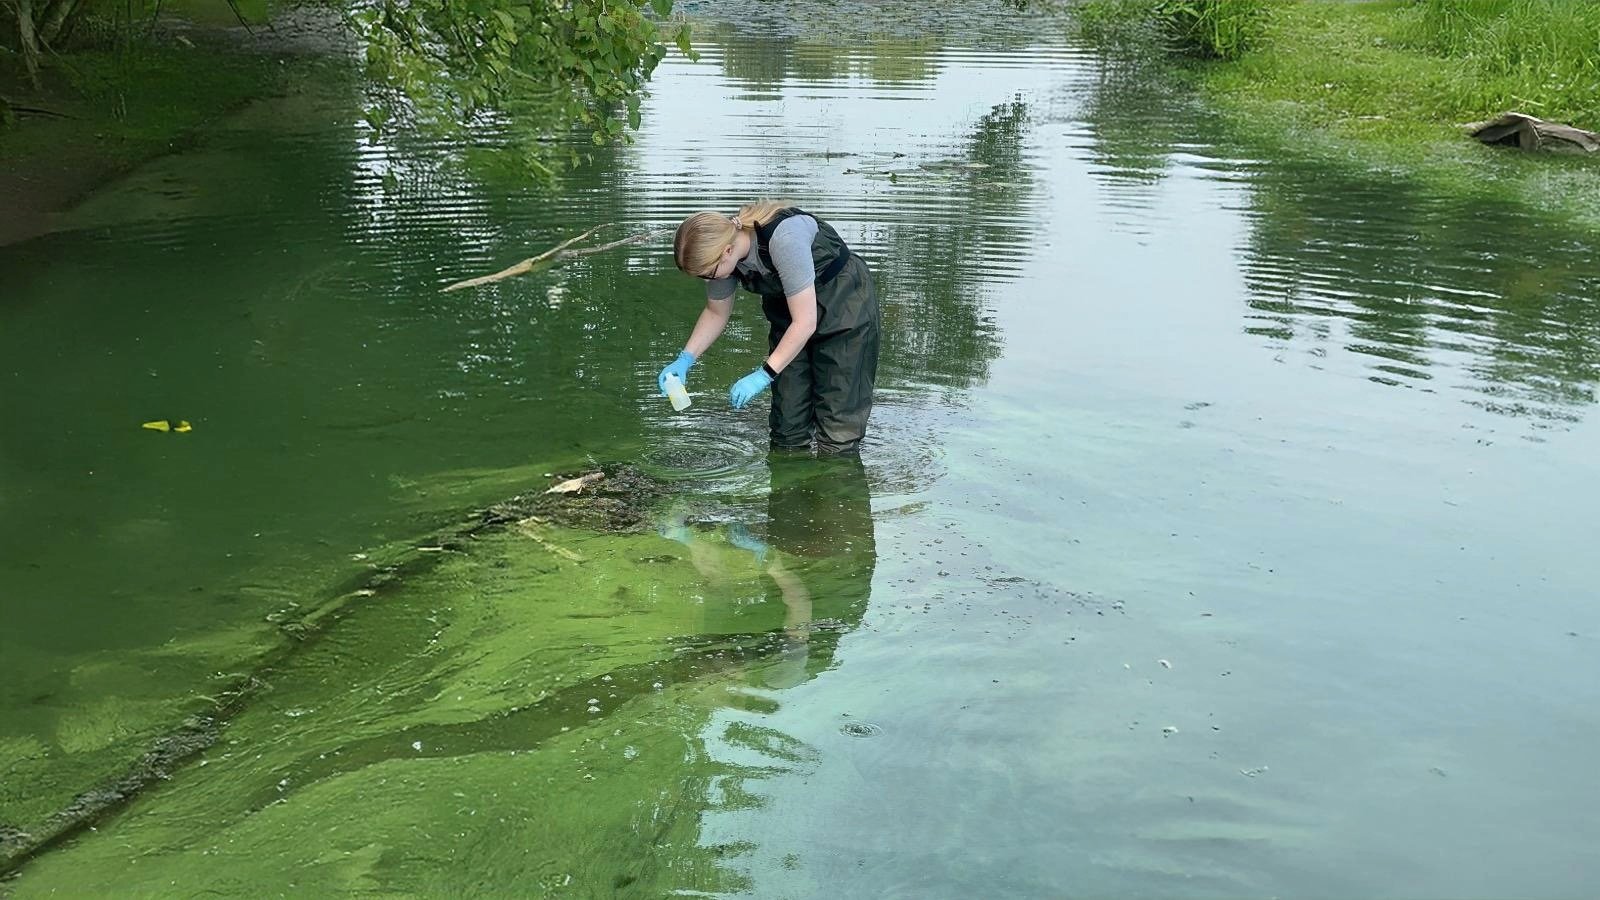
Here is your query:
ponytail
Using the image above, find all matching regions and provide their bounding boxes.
[673,199,793,277]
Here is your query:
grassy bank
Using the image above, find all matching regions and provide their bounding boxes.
[1201,1,1597,142]
[1068,0,1600,225]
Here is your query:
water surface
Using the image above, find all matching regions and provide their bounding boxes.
[3,5,1598,896]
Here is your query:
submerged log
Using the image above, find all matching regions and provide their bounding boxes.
[0,464,667,875]
[1465,111,1600,154]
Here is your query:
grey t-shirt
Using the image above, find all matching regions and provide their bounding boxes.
[706,214,819,302]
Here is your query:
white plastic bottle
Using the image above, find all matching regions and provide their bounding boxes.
[663,373,692,411]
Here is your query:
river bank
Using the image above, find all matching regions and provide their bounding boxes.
[1063,0,1600,228]
[0,7,341,245]
[4,1,1599,893]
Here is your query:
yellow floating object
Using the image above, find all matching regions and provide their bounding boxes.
[174,421,192,433]
[141,420,194,433]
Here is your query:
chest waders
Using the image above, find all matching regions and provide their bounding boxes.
[736,208,881,455]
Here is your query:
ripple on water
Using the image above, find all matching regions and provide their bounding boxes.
[637,430,766,488]
[840,721,883,738]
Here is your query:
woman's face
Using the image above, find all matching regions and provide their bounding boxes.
[705,241,739,280]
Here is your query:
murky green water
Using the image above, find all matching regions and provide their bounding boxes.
[4,4,1599,896]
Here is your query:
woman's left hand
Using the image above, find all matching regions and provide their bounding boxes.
[729,368,774,409]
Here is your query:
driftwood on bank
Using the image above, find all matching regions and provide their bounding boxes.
[1465,111,1600,154]
[440,224,667,292]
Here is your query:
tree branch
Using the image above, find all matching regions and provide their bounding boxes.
[143,0,164,40]
[222,0,254,35]
[440,224,665,292]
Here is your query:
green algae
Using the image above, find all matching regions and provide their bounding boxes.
[6,460,875,895]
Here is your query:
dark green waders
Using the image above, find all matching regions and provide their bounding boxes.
[737,208,881,455]
[753,453,876,689]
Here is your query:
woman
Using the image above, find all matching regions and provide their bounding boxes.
[660,201,880,455]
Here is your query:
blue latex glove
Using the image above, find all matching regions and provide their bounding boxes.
[729,367,774,409]
[657,350,696,397]
[659,522,693,546]
[726,522,770,563]
[657,510,693,546]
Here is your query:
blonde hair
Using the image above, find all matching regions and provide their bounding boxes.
[673,200,792,277]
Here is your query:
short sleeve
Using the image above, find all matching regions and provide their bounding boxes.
[705,276,736,302]
[767,215,819,297]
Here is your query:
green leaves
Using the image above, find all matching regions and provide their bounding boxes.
[353,0,691,177]
[1154,0,1267,60]
[362,105,389,136]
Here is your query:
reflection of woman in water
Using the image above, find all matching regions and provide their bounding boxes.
[758,454,876,688]
[662,455,876,689]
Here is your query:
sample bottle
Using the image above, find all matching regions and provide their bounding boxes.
[663,373,692,411]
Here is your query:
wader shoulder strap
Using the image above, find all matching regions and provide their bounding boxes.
[753,207,851,291]
[816,246,852,285]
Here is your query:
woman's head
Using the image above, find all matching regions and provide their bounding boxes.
[673,200,791,279]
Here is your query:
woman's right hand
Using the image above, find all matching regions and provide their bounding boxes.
[657,350,696,396]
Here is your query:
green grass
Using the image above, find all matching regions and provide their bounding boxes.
[1112,1,1600,227]
[1400,0,1600,122]
[1056,1,1600,226]
[1071,0,1271,60]
[1065,0,1600,129]
[1203,1,1600,139]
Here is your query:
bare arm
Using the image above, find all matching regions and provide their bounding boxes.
[763,286,818,373]
[765,556,814,637]
[683,297,733,358]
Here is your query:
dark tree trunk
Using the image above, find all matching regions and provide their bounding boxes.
[38,0,84,45]
[13,0,42,87]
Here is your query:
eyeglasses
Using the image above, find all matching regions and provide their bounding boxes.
[697,238,737,280]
